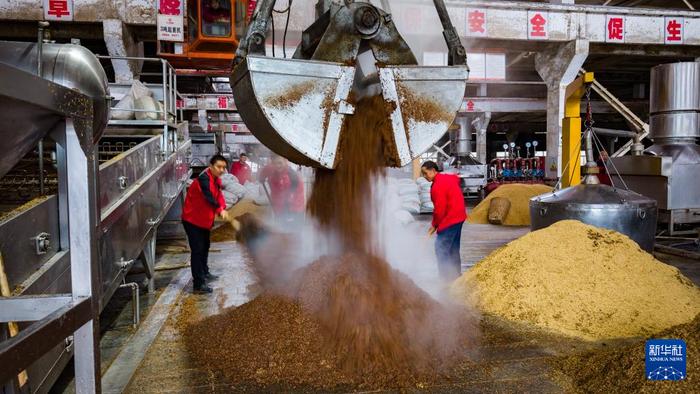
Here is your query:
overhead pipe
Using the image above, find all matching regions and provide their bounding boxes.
[592,127,636,138]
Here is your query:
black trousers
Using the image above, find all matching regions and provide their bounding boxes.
[183,221,211,287]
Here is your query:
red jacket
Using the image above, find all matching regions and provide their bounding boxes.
[259,164,305,214]
[596,160,612,186]
[230,160,251,184]
[182,168,226,230]
[431,173,467,232]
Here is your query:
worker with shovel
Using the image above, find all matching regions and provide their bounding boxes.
[182,154,230,294]
[259,156,305,227]
[421,161,467,280]
[230,152,252,184]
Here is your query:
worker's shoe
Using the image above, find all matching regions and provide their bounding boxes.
[205,273,219,281]
[193,284,213,294]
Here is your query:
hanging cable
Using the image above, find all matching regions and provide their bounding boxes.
[593,130,630,190]
[271,11,275,57]
[272,1,292,13]
[282,0,293,58]
[591,130,616,188]
[582,83,631,191]
[270,0,293,58]
[583,84,619,188]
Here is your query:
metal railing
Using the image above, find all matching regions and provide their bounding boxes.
[97,56,181,154]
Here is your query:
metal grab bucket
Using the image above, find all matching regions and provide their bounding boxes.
[231,56,356,168]
[380,65,468,167]
[231,55,468,169]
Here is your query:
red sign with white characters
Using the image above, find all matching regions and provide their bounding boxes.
[528,11,548,40]
[466,9,487,37]
[606,15,625,43]
[43,0,73,21]
[247,1,257,23]
[217,96,228,109]
[665,17,684,44]
[159,0,181,15]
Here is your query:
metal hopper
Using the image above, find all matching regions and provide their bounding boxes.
[231,0,468,169]
[0,41,110,178]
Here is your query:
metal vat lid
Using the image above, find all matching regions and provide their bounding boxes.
[531,184,657,208]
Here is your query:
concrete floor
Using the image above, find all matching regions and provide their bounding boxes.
[53,222,700,393]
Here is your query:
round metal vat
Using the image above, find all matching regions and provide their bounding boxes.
[0,40,110,141]
[530,184,658,251]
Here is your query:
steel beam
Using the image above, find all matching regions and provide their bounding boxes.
[0,295,72,323]
[461,97,647,114]
[64,118,101,394]
[0,296,91,384]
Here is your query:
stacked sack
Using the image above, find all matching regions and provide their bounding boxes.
[220,173,248,209]
[416,177,433,212]
[381,178,418,226]
[243,181,270,206]
[394,178,420,214]
[111,80,166,121]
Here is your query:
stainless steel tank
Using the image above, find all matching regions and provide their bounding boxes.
[530,185,658,252]
[649,62,700,141]
[0,40,110,177]
[608,62,700,234]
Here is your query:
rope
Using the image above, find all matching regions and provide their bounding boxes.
[593,130,630,190]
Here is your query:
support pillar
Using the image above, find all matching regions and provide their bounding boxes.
[535,39,589,180]
[53,119,101,394]
[103,20,144,83]
[561,72,594,187]
[472,112,491,163]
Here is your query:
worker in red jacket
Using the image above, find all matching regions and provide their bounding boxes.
[596,150,613,186]
[230,152,252,184]
[182,154,230,294]
[259,156,305,225]
[421,161,467,280]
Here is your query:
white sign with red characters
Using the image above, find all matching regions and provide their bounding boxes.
[605,15,626,43]
[43,0,73,21]
[528,11,549,40]
[460,6,700,46]
[157,0,185,42]
[665,17,684,44]
[466,8,487,37]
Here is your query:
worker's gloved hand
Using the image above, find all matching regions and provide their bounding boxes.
[428,226,437,237]
[219,210,230,222]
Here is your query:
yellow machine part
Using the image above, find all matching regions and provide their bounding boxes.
[562,72,594,188]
